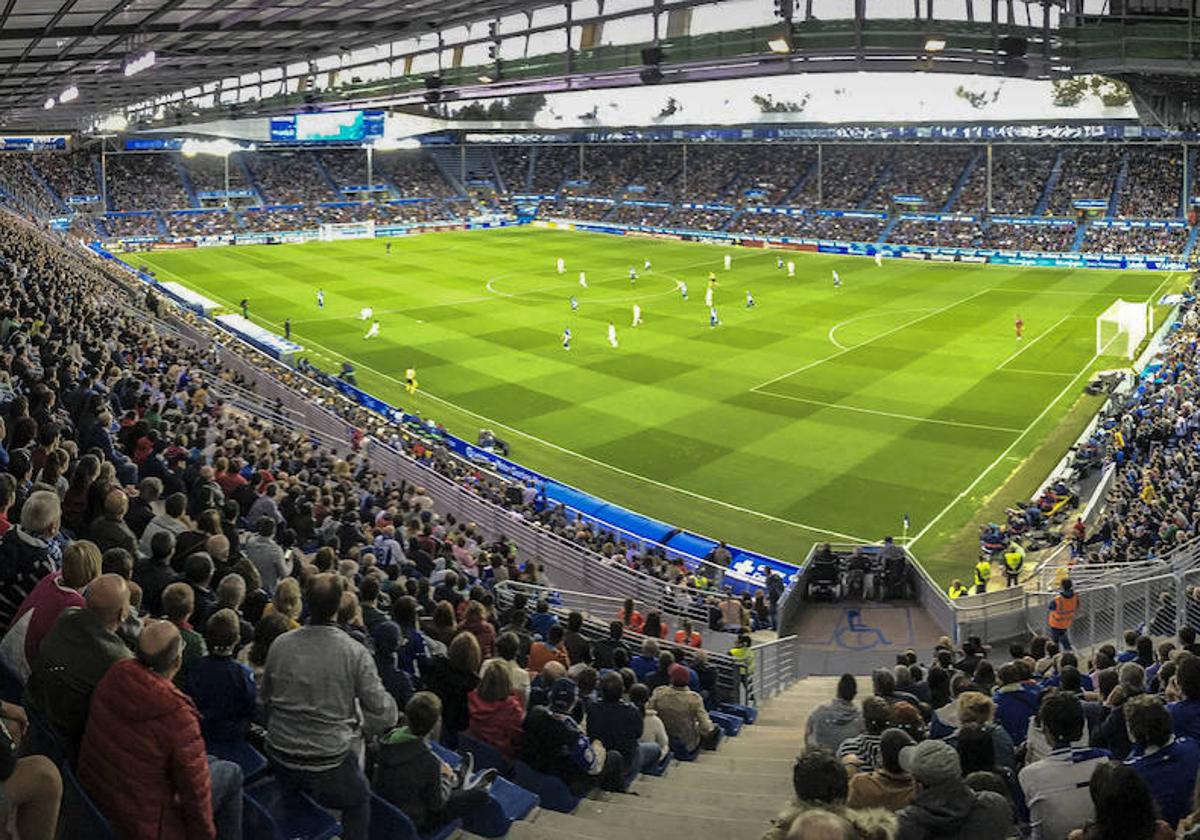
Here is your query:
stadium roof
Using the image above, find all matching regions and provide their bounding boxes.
[0,0,546,130]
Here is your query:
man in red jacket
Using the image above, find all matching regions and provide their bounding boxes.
[78,619,244,840]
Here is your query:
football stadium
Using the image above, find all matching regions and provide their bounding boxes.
[5,0,1200,838]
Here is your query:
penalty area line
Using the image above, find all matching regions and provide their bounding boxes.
[751,390,1023,434]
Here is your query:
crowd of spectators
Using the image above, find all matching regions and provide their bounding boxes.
[803,214,887,243]
[315,150,369,190]
[609,204,671,227]
[103,155,190,212]
[728,212,806,239]
[888,220,987,249]
[1049,147,1123,216]
[164,212,233,239]
[660,208,733,232]
[102,214,162,239]
[549,199,614,222]
[374,151,456,199]
[31,152,99,203]
[577,146,682,201]
[1120,148,1185,220]
[181,154,250,195]
[526,146,576,194]
[493,148,533,194]
[247,152,339,205]
[1082,225,1192,257]
[868,147,974,213]
[956,147,1059,216]
[815,147,892,209]
[726,145,816,206]
[778,624,1200,840]
[0,158,63,220]
[981,223,1079,253]
[676,146,754,203]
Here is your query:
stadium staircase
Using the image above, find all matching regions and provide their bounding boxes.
[1183,225,1200,260]
[940,148,982,214]
[461,676,838,840]
[877,214,901,246]
[1106,149,1130,219]
[855,159,893,210]
[172,154,200,208]
[1186,150,1198,217]
[780,159,820,206]
[310,153,342,198]
[90,156,111,210]
[237,156,269,206]
[428,147,468,195]
[26,159,68,213]
[153,211,169,237]
[723,208,745,231]
[1032,149,1065,216]
[1071,221,1088,252]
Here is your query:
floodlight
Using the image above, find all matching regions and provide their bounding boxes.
[478,73,495,84]
[373,137,421,151]
[43,98,55,110]
[124,51,156,77]
[924,37,947,52]
[59,85,79,103]
[99,114,128,132]
[767,34,792,54]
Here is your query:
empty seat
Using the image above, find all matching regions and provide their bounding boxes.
[513,760,581,814]
[719,702,758,724]
[709,710,744,737]
[428,741,539,836]
[208,739,269,782]
[369,792,461,840]
[457,732,512,776]
[60,762,117,840]
[245,778,339,840]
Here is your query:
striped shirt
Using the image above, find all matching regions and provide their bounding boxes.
[1019,745,1110,840]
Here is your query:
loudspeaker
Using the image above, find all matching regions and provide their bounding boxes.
[641,46,664,65]
[640,66,664,84]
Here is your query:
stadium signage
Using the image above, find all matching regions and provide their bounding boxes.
[340,185,387,193]
[990,216,1076,226]
[816,209,887,220]
[1073,199,1109,209]
[680,202,735,211]
[67,195,101,204]
[898,213,977,223]
[624,200,671,208]
[268,110,385,144]
[1091,219,1186,229]
[892,194,925,204]
[196,190,254,199]
[0,136,67,151]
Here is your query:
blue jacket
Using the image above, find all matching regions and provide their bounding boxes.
[1169,699,1200,741]
[1127,737,1200,827]
[630,655,658,683]
[993,686,1041,747]
[528,611,558,640]
[184,654,256,744]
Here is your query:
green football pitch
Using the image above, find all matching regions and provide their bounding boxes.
[136,227,1178,583]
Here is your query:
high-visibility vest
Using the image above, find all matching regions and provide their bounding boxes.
[974,560,991,586]
[729,646,755,677]
[1049,592,1079,629]
[1005,545,1025,572]
[948,583,969,600]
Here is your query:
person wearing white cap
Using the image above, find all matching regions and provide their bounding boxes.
[895,738,1012,840]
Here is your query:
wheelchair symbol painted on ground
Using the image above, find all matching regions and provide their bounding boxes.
[833,608,892,651]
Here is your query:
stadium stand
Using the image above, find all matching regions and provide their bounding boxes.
[813,147,892,209]
[1120,147,1185,219]
[32,152,99,203]
[981,223,1078,253]
[374,151,457,198]
[960,146,1058,215]
[248,151,339,205]
[0,156,63,219]
[181,153,250,194]
[103,154,190,211]
[494,148,533,194]
[1082,224,1192,256]
[867,146,974,212]
[888,219,986,248]
[1048,146,1123,217]
[578,146,682,200]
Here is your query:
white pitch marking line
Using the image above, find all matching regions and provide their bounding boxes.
[751,287,993,392]
[751,390,1023,434]
[999,368,1078,377]
[149,261,875,544]
[906,336,1120,548]
[826,307,937,352]
[996,313,1072,371]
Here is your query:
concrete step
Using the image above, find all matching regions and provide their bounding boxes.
[535,803,766,840]
[508,813,609,840]
[573,796,774,827]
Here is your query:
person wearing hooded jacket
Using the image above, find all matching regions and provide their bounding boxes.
[78,619,244,840]
[895,739,1011,840]
[807,674,865,751]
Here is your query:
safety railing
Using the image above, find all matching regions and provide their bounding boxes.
[750,635,801,703]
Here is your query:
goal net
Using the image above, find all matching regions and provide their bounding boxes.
[319,219,376,241]
[1096,299,1149,359]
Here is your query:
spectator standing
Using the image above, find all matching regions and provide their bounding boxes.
[1020,691,1110,840]
[162,582,207,687]
[370,621,415,712]
[806,674,865,751]
[78,619,243,840]
[992,662,1040,747]
[481,631,529,708]
[1048,579,1078,652]
[133,531,179,618]
[262,573,398,840]
[244,518,289,594]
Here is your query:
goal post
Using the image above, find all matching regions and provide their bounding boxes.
[1096,298,1149,360]
[318,219,376,242]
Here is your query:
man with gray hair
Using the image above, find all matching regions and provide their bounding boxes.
[1092,661,1146,759]
[126,476,162,537]
[79,619,244,840]
[0,490,61,629]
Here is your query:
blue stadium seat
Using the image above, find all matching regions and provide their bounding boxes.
[513,760,581,814]
[428,741,539,836]
[670,740,700,762]
[369,792,460,840]
[0,657,23,705]
[456,732,512,777]
[242,792,277,840]
[709,710,743,737]
[207,739,268,782]
[60,762,117,840]
[25,705,67,764]
[645,752,673,777]
[245,778,340,840]
[719,702,758,724]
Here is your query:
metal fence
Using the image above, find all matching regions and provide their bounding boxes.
[750,635,801,703]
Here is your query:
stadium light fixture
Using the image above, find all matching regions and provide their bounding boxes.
[124,51,156,77]
[477,73,495,84]
[43,98,55,110]
[180,138,241,158]
[99,114,128,132]
[924,37,947,52]
[767,33,793,54]
[58,85,79,103]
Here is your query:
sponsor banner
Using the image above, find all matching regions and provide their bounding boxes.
[816,209,888,220]
[150,241,198,250]
[899,213,978,223]
[680,202,735,212]
[124,138,183,151]
[67,195,101,204]
[1073,199,1108,209]
[1090,219,1186,229]
[623,200,671,208]
[930,252,957,262]
[901,251,929,261]
[626,185,647,193]
[893,194,924,204]
[990,216,1076,226]
[0,136,67,151]
[197,190,254,199]
[566,195,615,204]
[960,254,989,263]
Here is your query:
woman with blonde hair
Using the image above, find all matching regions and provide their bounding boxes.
[955,691,1015,770]
[0,539,102,679]
[262,577,302,629]
[467,659,524,763]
